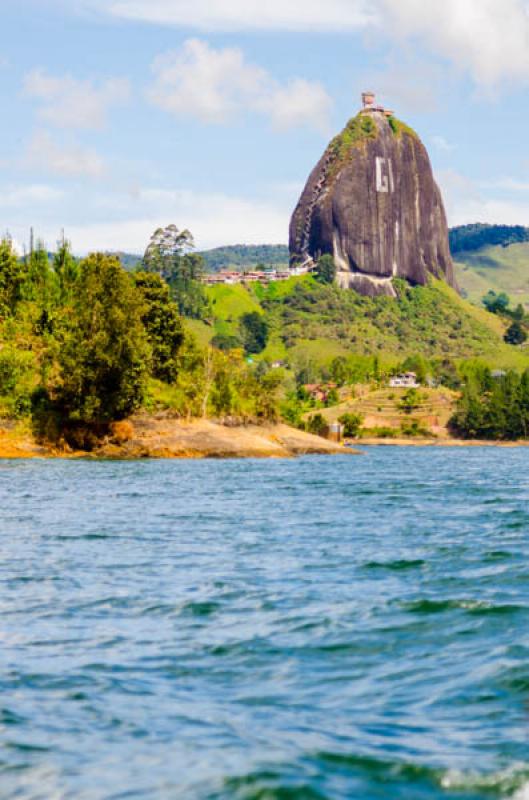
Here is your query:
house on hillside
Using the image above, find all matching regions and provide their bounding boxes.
[303,383,338,404]
[389,372,420,389]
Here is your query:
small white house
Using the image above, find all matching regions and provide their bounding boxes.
[389,372,420,389]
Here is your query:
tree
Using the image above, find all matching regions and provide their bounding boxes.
[401,354,429,385]
[133,272,184,383]
[54,236,79,300]
[399,388,423,414]
[483,290,510,315]
[325,387,339,406]
[315,254,336,284]
[143,225,195,281]
[143,225,209,318]
[330,356,349,386]
[240,312,269,354]
[255,369,284,421]
[504,321,527,345]
[338,412,363,437]
[211,333,243,351]
[0,237,24,313]
[307,413,328,437]
[50,253,150,424]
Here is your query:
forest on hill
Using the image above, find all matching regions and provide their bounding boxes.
[198,244,289,271]
[3,223,529,446]
[449,224,529,254]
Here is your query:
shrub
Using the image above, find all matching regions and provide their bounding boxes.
[211,333,243,351]
[400,419,431,437]
[504,321,527,345]
[315,254,336,285]
[338,412,363,437]
[307,413,328,437]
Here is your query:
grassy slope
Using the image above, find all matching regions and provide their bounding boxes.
[203,276,529,370]
[455,242,529,306]
[313,386,457,437]
[205,283,262,339]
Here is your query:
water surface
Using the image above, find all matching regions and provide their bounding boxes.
[1,449,529,799]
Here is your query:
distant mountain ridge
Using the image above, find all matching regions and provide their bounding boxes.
[198,244,289,272]
[449,224,529,255]
[111,226,529,306]
[203,226,529,272]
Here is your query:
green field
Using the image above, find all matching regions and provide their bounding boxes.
[455,242,529,306]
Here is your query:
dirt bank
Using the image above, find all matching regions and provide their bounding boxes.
[0,416,359,460]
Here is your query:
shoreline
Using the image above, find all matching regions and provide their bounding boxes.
[351,437,529,448]
[0,416,360,460]
[2,418,529,460]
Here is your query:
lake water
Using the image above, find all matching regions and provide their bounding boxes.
[1,449,529,800]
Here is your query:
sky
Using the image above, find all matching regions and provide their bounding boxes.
[2,0,529,254]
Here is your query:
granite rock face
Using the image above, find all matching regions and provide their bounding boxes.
[289,112,456,297]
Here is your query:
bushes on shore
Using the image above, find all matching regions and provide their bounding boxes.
[0,234,284,447]
[449,367,529,440]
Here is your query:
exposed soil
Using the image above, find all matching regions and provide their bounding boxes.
[0,415,359,460]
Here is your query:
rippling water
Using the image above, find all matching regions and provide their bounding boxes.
[1,449,529,799]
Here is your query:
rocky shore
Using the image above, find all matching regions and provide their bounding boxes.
[0,415,358,459]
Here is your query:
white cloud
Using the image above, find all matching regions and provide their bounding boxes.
[261,79,333,133]
[438,168,529,226]
[148,39,331,131]
[69,188,288,252]
[432,135,456,153]
[4,185,289,254]
[23,69,130,129]
[88,0,529,89]
[480,177,529,192]
[100,0,376,32]
[0,184,64,209]
[381,0,529,88]
[24,131,105,178]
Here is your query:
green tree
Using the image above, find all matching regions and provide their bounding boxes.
[401,354,430,385]
[143,225,209,318]
[504,320,527,345]
[315,254,336,284]
[240,311,269,354]
[144,225,195,281]
[133,272,184,382]
[0,237,25,313]
[49,253,150,424]
[255,369,284,421]
[211,332,243,351]
[325,387,339,406]
[330,356,349,386]
[338,412,363,437]
[307,413,328,437]
[399,388,423,414]
[483,290,510,315]
[53,237,79,300]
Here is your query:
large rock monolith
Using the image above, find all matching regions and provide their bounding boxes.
[289,95,456,297]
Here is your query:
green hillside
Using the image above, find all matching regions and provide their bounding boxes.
[198,274,529,372]
[455,242,529,306]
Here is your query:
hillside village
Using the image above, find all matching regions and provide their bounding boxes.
[203,261,315,286]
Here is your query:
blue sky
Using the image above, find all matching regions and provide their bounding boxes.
[2,0,529,254]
